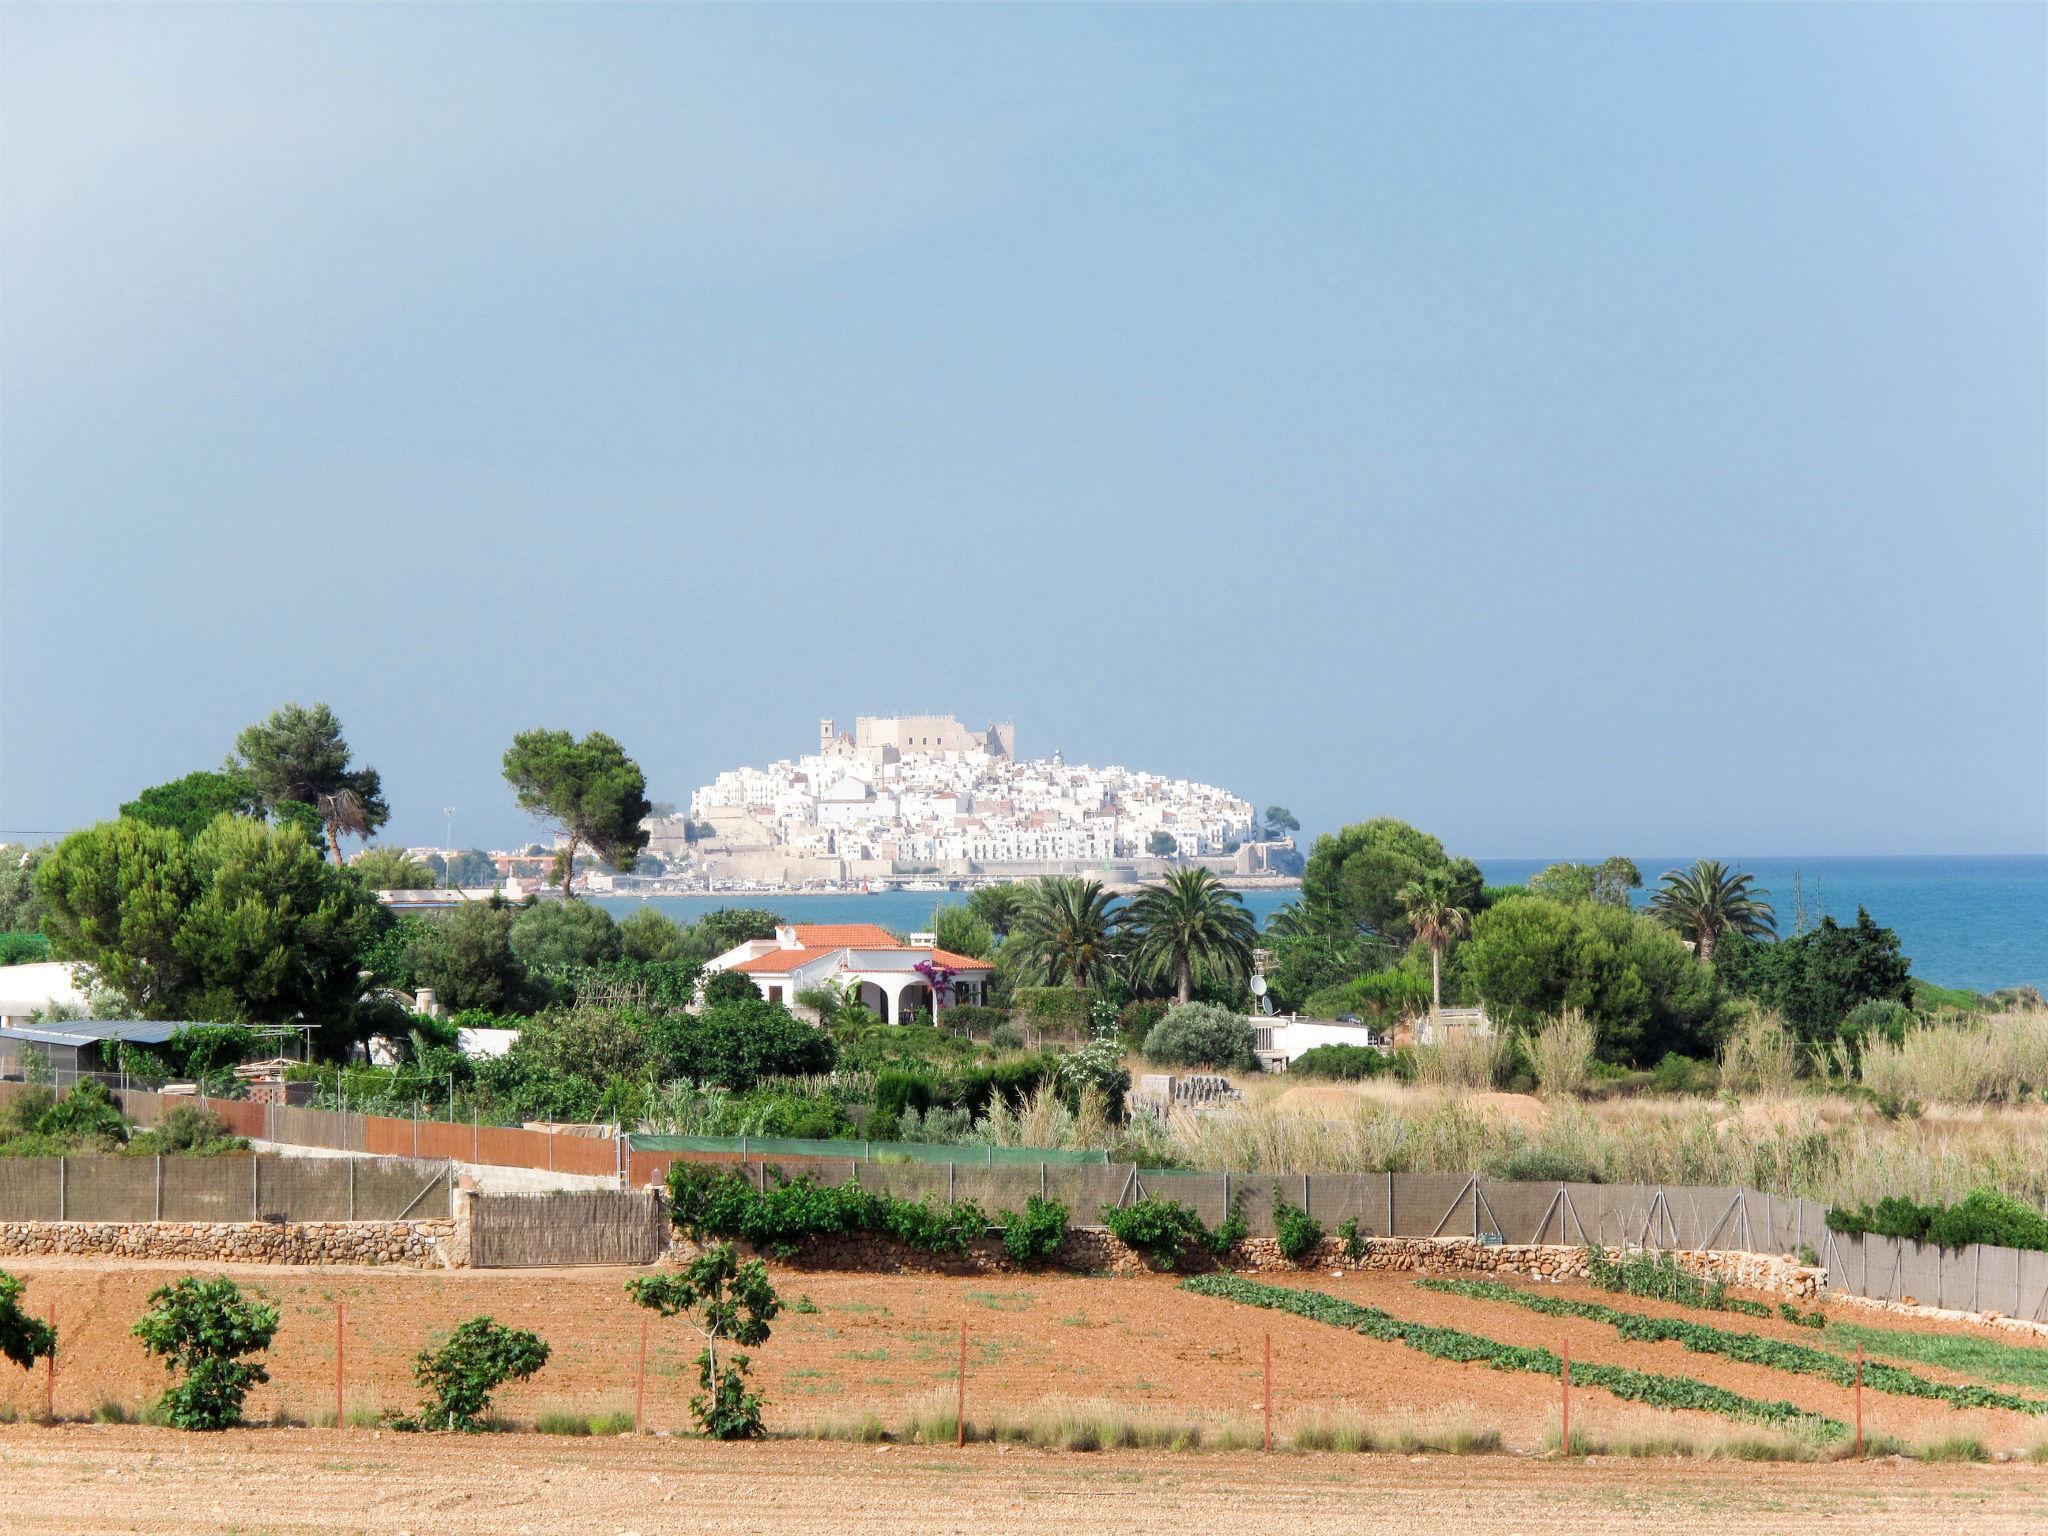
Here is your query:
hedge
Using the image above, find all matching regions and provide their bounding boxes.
[1181,1274,1842,1435]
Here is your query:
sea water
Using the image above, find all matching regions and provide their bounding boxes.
[599,854,2047,993]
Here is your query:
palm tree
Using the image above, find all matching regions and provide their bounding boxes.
[1006,877,1123,990]
[1648,860,1776,964]
[1398,869,1472,1014]
[1125,868,1258,1004]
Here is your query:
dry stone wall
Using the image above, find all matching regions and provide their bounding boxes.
[0,1218,461,1269]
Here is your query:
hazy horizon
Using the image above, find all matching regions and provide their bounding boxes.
[4,6,2043,858]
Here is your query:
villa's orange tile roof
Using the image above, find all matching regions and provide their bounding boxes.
[790,923,901,947]
[728,947,840,974]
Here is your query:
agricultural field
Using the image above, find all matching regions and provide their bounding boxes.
[4,1256,2048,1463]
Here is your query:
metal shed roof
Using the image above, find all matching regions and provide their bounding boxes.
[0,1020,197,1048]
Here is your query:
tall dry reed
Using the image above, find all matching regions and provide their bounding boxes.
[1858,1013,2048,1105]
[1717,1007,1803,1097]
[1527,1010,1597,1098]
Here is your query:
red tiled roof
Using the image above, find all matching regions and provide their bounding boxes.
[791,923,900,947]
[728,947,840,975]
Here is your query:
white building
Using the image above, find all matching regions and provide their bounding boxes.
[704,923,995,1025]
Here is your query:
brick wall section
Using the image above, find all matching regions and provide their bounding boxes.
[0,1219,461,1268]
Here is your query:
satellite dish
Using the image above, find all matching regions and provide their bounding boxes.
[1259,995,1276,1016]
[1248,974,1268,997]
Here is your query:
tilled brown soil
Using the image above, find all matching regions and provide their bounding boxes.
[2,1427,2046,1535]
[0,1257,2041,1454]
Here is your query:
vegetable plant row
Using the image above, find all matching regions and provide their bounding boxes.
[1180,1274,1842,1435]
[1417,1277,2048,1417]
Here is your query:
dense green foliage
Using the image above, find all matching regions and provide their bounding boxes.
[409,1316,550,1432]
[1001,1195,1071,1265]
[0,931,49,966]
[35,815,383,1029]
[1416,1276,2048,1416]
[1719,908,1912,1043]
[408,902,534,1013]
[1097,1196,1241,1270]
[1825,1186,2048,1253]
[629,1243,781,1438]
[1287,1043,1389,1080]
[350,846,437,889]
[1823,1321,2048,1393]
[509,900,623,968]
[0,844,51,932]
[0,1270,57,1371]
[132,1278,280,1429]
[0,1083,244,1158]
[1271,1197,1324,1264]
[1141,1002,1258,1070]
[666,1165,991,1259]
[1462,894,1724,1065]
[1299,819,1481,940]
[1300,968,1430,1024]
[1184,1273,1841,1434]
[501,728,651,890]
[233,702,388,862]
[1527,858,1642,908]
[1004,878,1123,990]
[929,904,996,960]
[120,771,265,841]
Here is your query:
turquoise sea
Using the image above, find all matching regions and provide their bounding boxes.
[600,855,2048,994]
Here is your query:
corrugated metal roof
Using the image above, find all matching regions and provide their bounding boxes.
[0,1020,197,1047]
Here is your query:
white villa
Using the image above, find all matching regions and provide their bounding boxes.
[703,923,995,1025]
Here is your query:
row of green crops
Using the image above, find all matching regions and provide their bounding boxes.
[1416,1277,2048,1417]
[1179,1274,1841,1435]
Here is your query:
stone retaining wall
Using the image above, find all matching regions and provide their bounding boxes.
[0,1219,461,1269]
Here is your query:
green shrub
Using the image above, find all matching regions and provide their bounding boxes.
[1777,1302,1826,1329]
[1337,1216,1368,1262]
[1141,1003,1257,1070]
[666,1166,988,1259]
[944,1004,1011,1039]
[1117,1000,1169,1052]
[1288,1044,1384,1080]
[628,1243,780,1440]
[409,1316,550,1432]
[1000,1195,1070,1265]
[0,933,49,966]
[701,968,760,1007]
[1012,988,1095,1036]
[131,1278,280,1430]
[638,998,837,1090]
[1826,1186,2048,1253]
[1272,1198,1324,1264]
[0,1270,56,1372]
[1100,1198,1214,1271]
[128,1105,246,1157]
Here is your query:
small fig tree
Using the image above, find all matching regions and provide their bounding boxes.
[131,1278,280,1429]
[0,1270,55,1372]
[410,1316,550,1431]
[627,1242,780,1439]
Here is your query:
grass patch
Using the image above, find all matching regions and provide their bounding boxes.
[1915,1433,1989,1463]
[1418,1276,2048,1416]
[962,1290,1034,1313]
[1584,1246,1772,1319]
[1184,1273,1843,1437]
[534,1408,635,1437]
[1823,1320,2048,1393]
[90,1400,140,1425]
[1289,1406,1502,1455]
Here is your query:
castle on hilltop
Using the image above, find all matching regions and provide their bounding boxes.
[819,715,1016,764]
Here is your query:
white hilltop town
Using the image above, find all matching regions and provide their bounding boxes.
[624,715,1302,894]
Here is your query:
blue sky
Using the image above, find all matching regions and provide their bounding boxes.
[2,4,2042,856]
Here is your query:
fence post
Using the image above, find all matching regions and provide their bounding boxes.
[1974,1244,1981,1313]
[251,1154,260,1221]
[1302,1172,1310,1221]
[154,1154,162,1221]
[45,1306,54,1422]
[1854,1344,1863,1458]
[1263,1332,1272,1452]
[348,1157,356,1221]
[57,1156,65,1222]
[956,1322,967,1447]
[336,1302,345,1430]
[740,1133,748,1163]
[1561,1338,1570,1454]
[948,1162,956,1201]
[1040,1163,1047,1200]
[636,1317,649,1435]
[1386,1171,1395,1235]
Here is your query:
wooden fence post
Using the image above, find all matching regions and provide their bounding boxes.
[1263,1332,1272,1452]
[1561,1338,1570,1455]
[45,1306,55,1423]
[956,1322,967,1447]
[636,1317,649,1435]
[1855,1344,1863,1458]
[336,1302,345,1430]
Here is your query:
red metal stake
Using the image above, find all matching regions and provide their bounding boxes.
[1561,1338,1570,1456]
[636,1317,649,1435]
[956,1323,967,1447]
[45,1306,55,1424]
[1263,1332,1273,1453]
[1855,1344,1863,1459]
[335,1303,345,1430]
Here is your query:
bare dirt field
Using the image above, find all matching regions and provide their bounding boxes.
[2,1427,2045,1535]
[3,1257,2043,1456]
